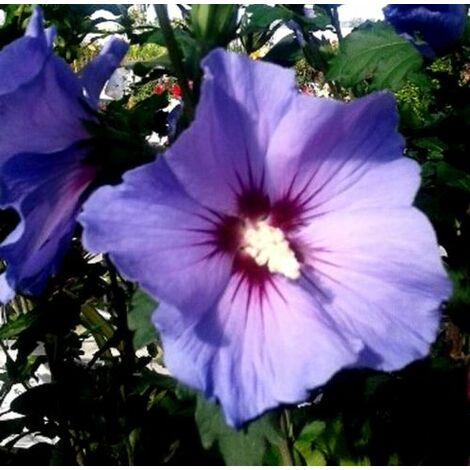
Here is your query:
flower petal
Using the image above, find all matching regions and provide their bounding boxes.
[265,92,419,220]
[155,274,363,427]
[164,49,297,213]
[0,53,89,164]
[296,207,452,370]
[79,158,233,315]
[0,145,96,300]
[80,37,129,107]
[0,272,15,304]
[0,8,49,95]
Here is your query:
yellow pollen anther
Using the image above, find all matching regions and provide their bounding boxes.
[241,220,300,280]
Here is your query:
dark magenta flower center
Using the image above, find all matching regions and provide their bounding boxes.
[213,188,304,283]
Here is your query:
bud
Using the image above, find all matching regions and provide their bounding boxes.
[190,5,238,48]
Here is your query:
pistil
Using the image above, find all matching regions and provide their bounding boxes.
[241,220,300,280]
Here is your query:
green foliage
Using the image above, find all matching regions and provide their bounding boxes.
[0,309,38,340]
[127,289,157,350]
[125,43,167,63]
[395,76,437,128]
[433,162,470,194]
[41,5,123,61]
[328,22,423,91]
[291,360,468,465]
[294,420,328,465]
[0,4,33,47]
[239,5,288,53]
[195,396,282,465]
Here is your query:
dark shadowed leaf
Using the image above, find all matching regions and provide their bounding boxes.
[10,384,59,418]
[263,33,303,67]
[435,162,470,194]
[0,418,27,442]
[195,395,281,465]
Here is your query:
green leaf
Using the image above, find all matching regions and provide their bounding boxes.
[296,6,332,31]
[328,22,423,91]
[128,289,158,350]
[449,269,470,306]
[242,5,292,34]
[80,304,114,358]
[297,420,327,443]
[0,311,39,340]
[195,395,281,465]
[128,93,168,134]
[239,5,289,53]
[132,57,171,77]
[412,137,448,160]
[81,304,114,340]
[263,34,303,67]
[434,162,470,194]
[301,447,327,466]
[10,384,59,418]
[4,354,46,387]
[294,420,327,466]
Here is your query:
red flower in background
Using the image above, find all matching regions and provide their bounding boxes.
[153,83,165,95]
[170,83,182,98]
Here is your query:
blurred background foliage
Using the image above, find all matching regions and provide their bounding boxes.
[0,3,468,465]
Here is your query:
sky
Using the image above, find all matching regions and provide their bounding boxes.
[0,3,390,23]
[163,3,389,39]
[0,5,390,38]
[166,3,390,24]
[337,2,388,23]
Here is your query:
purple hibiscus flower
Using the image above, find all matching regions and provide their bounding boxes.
[79,49,451,426]
[0,8,128,302]
[383,4,467,58]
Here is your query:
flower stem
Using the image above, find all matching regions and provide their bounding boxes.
[106,258,136,466]
[279,409,295,466]
[107,258,134,373]
[331,6,343,43]
[155,5,195,121]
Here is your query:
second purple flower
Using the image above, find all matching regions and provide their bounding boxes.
[0,8,128,301]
